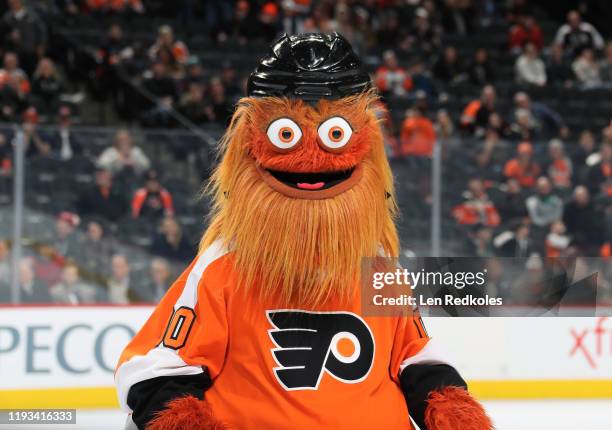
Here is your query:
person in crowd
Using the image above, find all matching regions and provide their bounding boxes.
[468,48,495,86]
[133,257,172,302]
[50,263,100,304]
[21,108,52,159]
[440,0,476,35]
[545,220,570,258]
[0,133,12,183]
[1,51,30,96]
[433,46,465,85]
[77,165,128,222]
[554,10,604,58]
[467,226,495,257]
[405,7,439,54]
[140,62,178,127]
[512,92,562,139]
[207,76,232,126]
[508,15,543,53]
[399,106,436,158]
[509,108,537,141]
[14,257,50,303]
[106,253,132,304]
[97,129,150,175]
[148,25,189,65]
[600,42,612,82]
[178,82,208,125]
[504,141,540,187]
[0,69,21,121]
[49,211,79,260]
[0,239,10,282]
[494,223,538,258]
[572,129,596,170]
[584,140,611,195]
[151,216,194,262]
[515,42,546,87]
[526,176,563,229]
[546,43,574,87]
[76,219,114,285]
[474,128,510,178]
[563,186,604,255]
[461,84,497,133]
[39,106,83,160]
[131,169,175,219]
[2,0,47,75]
[375,50,412,97]
[572,48,602,88]
[546,139,573,189]
[452,178,501,227]
[30,57,63,117]
[257,1,282,42]
[434,109,458,146]
[497,178,528,221]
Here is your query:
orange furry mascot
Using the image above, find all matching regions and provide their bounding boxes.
[115,33,492,430]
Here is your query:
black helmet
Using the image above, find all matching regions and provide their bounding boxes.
[247,33,371,101]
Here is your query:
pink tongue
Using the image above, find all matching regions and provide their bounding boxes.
[297,182,325,190]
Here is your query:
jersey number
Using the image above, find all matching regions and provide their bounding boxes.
[163,306,196,350]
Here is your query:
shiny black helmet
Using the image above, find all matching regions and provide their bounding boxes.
[247,33,371,101]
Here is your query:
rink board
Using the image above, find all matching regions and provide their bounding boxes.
[0,306,611,408]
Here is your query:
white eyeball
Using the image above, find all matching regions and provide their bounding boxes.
[266,118,303,150]
[318,117,353,150]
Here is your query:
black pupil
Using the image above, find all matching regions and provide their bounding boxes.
[282,130,292,139]
[332,129,342,139]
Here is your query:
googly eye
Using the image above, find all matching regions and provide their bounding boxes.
[318,117,353,150]
[266,118,302,150]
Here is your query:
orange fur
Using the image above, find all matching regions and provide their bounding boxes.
[146,396,227,430]
[200,92,399,306]
[424,387,494,430]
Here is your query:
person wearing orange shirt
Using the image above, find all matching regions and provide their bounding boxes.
[375,50,413,96]
[503,141,541,187]
[400,107,436,157]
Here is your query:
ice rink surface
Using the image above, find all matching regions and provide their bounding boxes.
[1,400,611,430]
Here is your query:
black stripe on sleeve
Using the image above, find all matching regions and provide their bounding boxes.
[127,371,213,430]
[400,363,467,430]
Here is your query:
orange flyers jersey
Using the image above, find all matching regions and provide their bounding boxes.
[116,241,449,429]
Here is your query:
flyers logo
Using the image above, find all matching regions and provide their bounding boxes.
[266,310,375,390]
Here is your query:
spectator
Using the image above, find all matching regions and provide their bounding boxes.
[134,257,172,302]
[2,0,47,75]
[140,62,178,127]
[233,0,264,44]
[151,216,194,261]
[50,263,100,304]
[554,10,604,58]
[497,178,528,221]
[40,106,83,161]
[76,220,114,284]
[131,169,174,219]
[405,7,439,54]
[452,178,501,227]
[545,220,570,257]
[107,254,132,304]
[563,186,604,255]
[50,211,79,260]
[584,141,611,195]
[0,133,12,177]
[508,15,544,53]
[22,108,52,159]
[178,82,208,124]
[494,223,538,258]
[546,44,574,87]
[509,108,537,141]
[148,25,189,65]
[515,42,546,87]
[572,49,602,88]
[434,109,458,146]
[600,42,612,82]
[15,257,50,303]
[546,139,572,189]
[433,46,465,85]
[0,70,21,121]
[1,52,30,96]
[77,166,128,222]
[474,128,510,178]
[257,1,282,43]
[526,176,563,228]
[97,129,150,175]
[399,107,436,157]
[461,85,497,133]
[466,226,495,257]
[0,239,10,281]
[512,92,562,139]
[441,0,476,35]
[30,58,63,117]
[468,48,495,86]
[375,50,412,97]
[504,141,540,187]
[572,129,596,169]
[207,76,232,126]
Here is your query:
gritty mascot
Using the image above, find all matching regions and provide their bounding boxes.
[115,33,492,430]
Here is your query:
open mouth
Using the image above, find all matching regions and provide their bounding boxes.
[267,168,355,190]
[256,164,363,199]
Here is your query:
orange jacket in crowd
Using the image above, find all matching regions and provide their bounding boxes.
[131,187,174,218]
[375,66,413,93]
[503,158,540,187]
[400,116,436,157]
[452,201,501,227]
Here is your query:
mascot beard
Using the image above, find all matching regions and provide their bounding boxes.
[116,33,492,430]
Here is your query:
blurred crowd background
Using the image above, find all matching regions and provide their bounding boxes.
[0,0,610,304]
